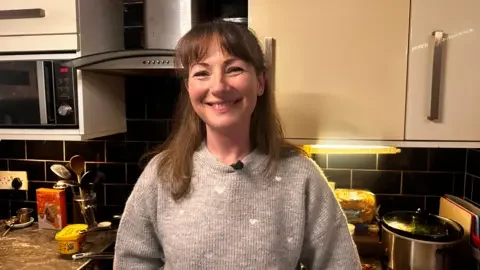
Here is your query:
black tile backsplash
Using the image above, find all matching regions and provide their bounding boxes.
[0,160,7,170]
[323,169,350,189]
[378,148,429,171]
[86,163,126,184]
[65,141,105,162]
[465,149,480,204]
[328,154,376,170]
[402,172,455,196]
[467,149,480,176]
[26,141,63,160]
[9,160,45,181]
[126,120,169,142]
[105,184,134,206]
[105,141,147,163]
[0,140,25,159]
[352,171,401,194]
[429,148,467,172]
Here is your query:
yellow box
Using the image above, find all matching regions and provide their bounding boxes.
[55,224,88,255]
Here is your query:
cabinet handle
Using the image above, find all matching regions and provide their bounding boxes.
[427,30,446,121]
[0,8,45,20]
[264,37,276,91]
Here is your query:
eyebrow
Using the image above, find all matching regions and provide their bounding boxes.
[193,57,241,68]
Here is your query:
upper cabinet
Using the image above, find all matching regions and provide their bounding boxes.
[0,0,123,55]
[249,0,410,141]
[405,0,480,141]
[0,0,78,52]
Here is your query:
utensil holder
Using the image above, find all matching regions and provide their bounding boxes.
[73,192,97,228]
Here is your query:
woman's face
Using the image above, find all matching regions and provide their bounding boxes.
[186,40,265,134]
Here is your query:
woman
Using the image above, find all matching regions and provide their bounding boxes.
[114,20,361,270]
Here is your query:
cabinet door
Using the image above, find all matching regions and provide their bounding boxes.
[0,0,77,36]
[406,0,480,141]
[249,0,410,141]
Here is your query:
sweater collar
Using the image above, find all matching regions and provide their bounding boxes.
[193,141,268,174]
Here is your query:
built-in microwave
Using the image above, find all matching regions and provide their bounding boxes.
[0,60,78,128]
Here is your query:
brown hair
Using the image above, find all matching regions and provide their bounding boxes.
[145,20,305,200]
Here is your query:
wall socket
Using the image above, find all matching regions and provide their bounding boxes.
[0,171,28,191]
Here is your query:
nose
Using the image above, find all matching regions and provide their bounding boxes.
[210,70,228,94]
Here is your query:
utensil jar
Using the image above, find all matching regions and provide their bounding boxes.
[73,192,97,227]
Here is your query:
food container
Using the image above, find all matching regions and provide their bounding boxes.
[55,224,88,255]
[36,188,67,230]
[335,189,376,224]
[381,209,464,270]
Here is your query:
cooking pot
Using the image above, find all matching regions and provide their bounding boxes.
[381,209,464,270]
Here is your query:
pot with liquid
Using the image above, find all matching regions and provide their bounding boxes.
[381,209,464,270]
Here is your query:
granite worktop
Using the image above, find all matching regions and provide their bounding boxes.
[0,220,382,270]
[0,221,116,270]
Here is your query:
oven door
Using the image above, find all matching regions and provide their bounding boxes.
[0,61,56,127]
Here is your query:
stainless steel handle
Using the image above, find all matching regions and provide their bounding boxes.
[36,62,48,125]
[72,252,114,260]
[427,30,446,121]
[264,38,276,92]
[0,8,45,20]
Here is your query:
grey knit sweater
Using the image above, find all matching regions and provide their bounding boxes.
[114,144,361,269]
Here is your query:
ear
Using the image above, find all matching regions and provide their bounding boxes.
[257,72,265,96]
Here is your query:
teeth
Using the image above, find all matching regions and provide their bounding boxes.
[213,102,234,109]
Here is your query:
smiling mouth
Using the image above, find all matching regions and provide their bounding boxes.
[205,99,241,108]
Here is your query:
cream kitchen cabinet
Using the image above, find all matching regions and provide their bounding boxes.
[0,0,123,55]
[249,0,410,141]
[405,0,480,141]
[0,0,77,36]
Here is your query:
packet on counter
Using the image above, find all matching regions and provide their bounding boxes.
[335,188,376,224]
[36,188,67,230]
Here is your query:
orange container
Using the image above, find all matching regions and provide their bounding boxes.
[36,188,67,230]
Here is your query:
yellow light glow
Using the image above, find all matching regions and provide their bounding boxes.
[301,144,400,156]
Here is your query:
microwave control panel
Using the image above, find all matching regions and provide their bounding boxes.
[53,63,77,125]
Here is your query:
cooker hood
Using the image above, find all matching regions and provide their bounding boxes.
[62,0,199,75]
[61,49,178,75]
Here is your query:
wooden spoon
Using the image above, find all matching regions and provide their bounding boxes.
[69,155,85,184]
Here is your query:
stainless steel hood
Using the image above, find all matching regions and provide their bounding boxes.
[61,49,178,75]
[62,0,199,74]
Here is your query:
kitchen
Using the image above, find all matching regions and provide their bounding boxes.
[0,0,480,269]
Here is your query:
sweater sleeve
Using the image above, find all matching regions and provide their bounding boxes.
[113,159,164,270]
[299,160,362,270]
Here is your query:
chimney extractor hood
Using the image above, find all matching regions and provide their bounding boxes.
[61,49,177,70]
[62,0,199,74]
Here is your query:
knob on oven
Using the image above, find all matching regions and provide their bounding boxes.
[58,104,73,116]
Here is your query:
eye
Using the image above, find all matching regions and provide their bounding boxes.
[192,71,209,78]
[226,66,244,75]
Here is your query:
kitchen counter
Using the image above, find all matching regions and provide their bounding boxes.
[0,221,381,270]
[0,221,116,270]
